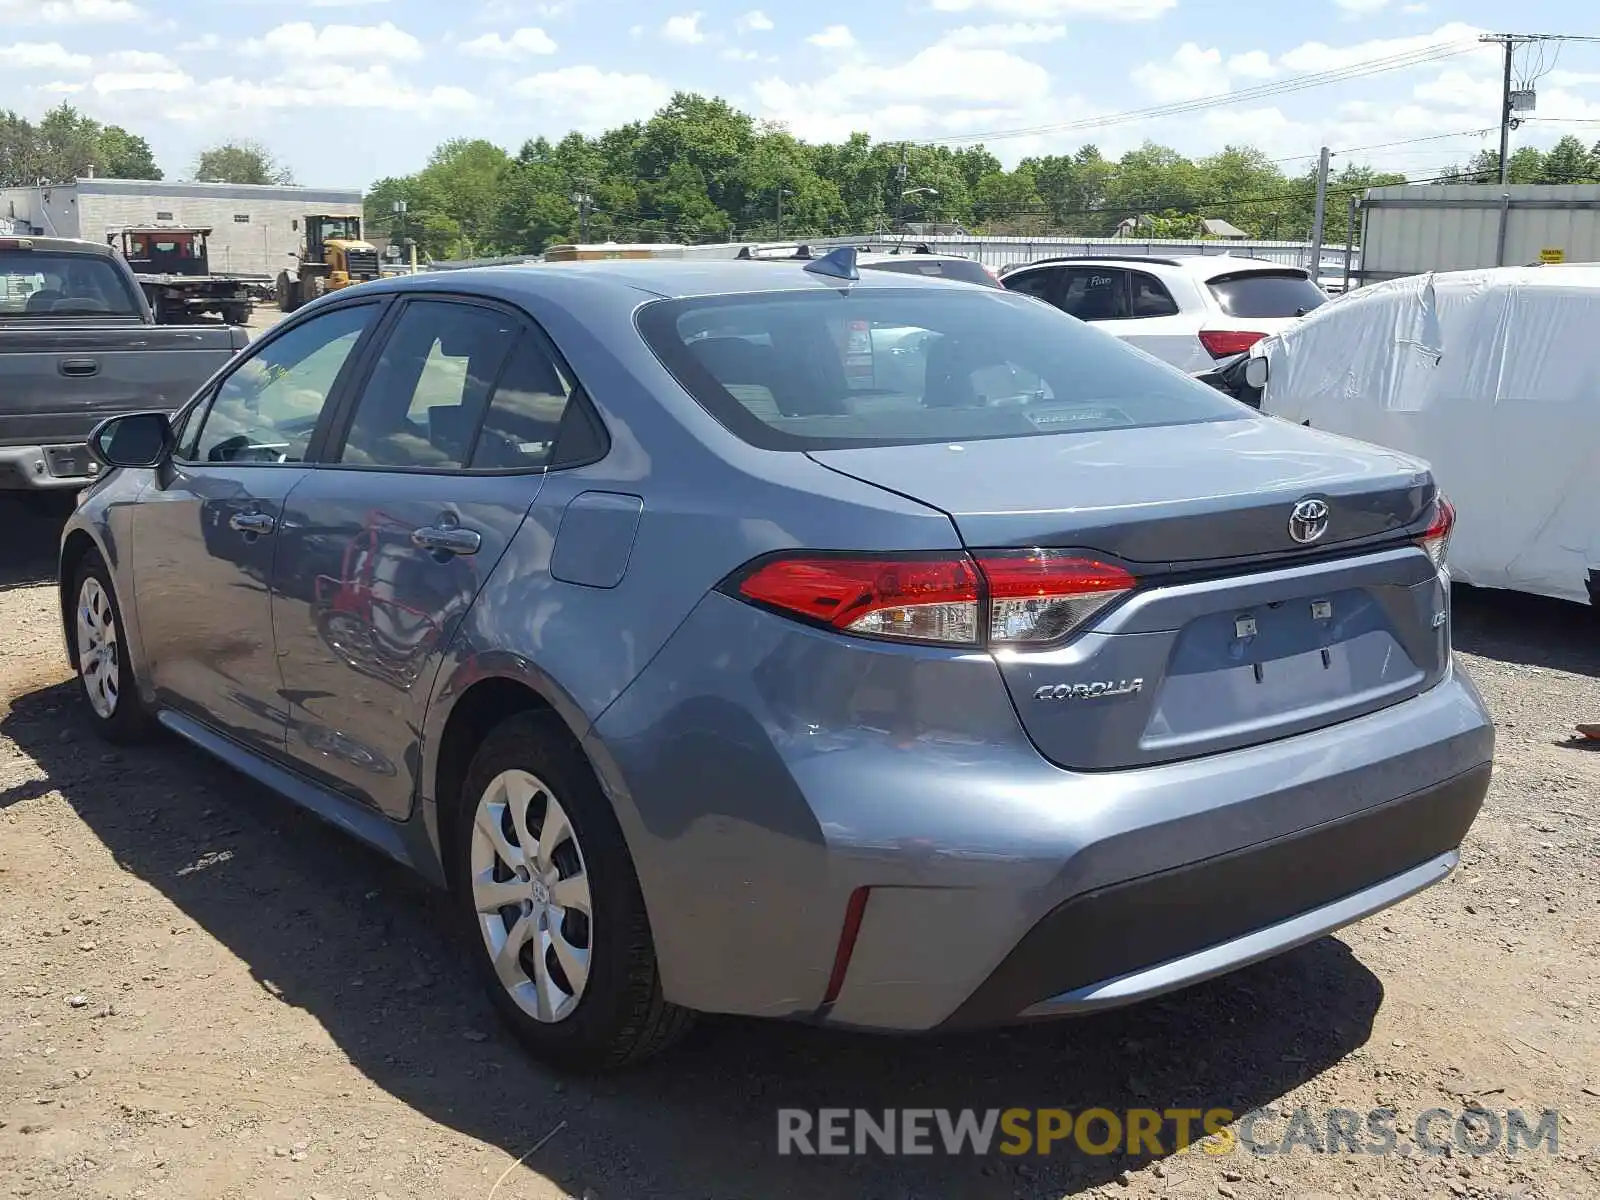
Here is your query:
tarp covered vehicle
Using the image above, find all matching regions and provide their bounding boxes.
[1255,266,1600,605]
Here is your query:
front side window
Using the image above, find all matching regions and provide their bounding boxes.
[638,286,1244,450]
[337,300,518,469]
[192,303,374,464]
[1003,267,1059,303]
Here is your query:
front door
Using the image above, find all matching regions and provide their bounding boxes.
[271,296,579,818]
[130,300,381,755]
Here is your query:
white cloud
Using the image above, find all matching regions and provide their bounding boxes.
[458,27,557,58]
[807,24,856,49]
[660,12,705,44]
[183,63,483,118]
[242,21,424,62]
[308,0,393,6]
[92,69,193,94]
[737,9,773,32]
[1227,50,1276,79]
[1549,70,1600,88]
[103,49,175,70]
[0,0,139,22]
[1131,42,1228,101]
[937,23,1066,47]
[1334,0,1389,13]
[1411,67,1497,111]
[176,33,220,52]
[39,0,139,21]
[929,0,1174,21]
[754,43,1064,145]
[40,80,85,93]
[1400,2,1428,11]
[721,47,761,61]
[0,40,91,70]
[510,65,673,130]
[1277,23,1489,73]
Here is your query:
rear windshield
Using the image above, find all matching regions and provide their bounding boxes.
[0,251,139,317]
[861,257,999,288]
[1207,270,1326,319]
[636,287,1246,450]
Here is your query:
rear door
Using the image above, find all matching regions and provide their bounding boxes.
[1109,269,1211,372]
[270,295,581,817]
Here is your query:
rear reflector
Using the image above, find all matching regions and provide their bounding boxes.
[1198,329,1268,358]
[0,238,34,251]
[733,551,1135,648]
[1417,493,1455,568]
[821,887,871,1006]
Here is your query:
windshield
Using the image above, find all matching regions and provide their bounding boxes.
[637,287,1246,450]
[0,251,140,317]
[1207,271,1327,319]
[320,218,361,242]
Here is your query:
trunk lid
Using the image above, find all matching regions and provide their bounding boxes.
[809,418,1449,770]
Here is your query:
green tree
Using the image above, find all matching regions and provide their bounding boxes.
[97,126,161,180]
[1538,135,1597,184]
[195,140,294,186]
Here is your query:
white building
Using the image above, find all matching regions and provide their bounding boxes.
[0,178,364,277]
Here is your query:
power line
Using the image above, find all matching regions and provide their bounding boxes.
[918,39,1478,146]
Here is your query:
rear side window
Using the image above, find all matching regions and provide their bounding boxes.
[0,251,139,316]
[338,300,517,469]
[1129,272,1180,318]
[637,287,1244,450]
[1208,271,1327,319]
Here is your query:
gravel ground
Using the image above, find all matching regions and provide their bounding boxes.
[1,497,1597,1200]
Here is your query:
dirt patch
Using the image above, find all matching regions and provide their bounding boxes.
[2,500,1597,1199]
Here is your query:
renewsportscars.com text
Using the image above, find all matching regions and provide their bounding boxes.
[776,1106,1560,1158]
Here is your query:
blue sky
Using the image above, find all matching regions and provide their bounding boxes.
[5,0,1599,188]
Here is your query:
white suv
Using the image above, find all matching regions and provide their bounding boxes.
[1000,255,1327,372]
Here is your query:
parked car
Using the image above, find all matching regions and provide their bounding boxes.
[1254,265,1600,607]
[0,234,247,498]
[734,241,1004,288]
[63,250,1492,1071]
[1001,254,1327,371]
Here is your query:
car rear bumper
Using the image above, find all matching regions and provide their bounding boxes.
[0,444,102,490]
[591,592,1495,1031]
[939,762,1485,1027]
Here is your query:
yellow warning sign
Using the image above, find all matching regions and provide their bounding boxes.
[1540,248,1565,264]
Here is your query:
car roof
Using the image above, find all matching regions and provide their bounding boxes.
[368,257,987,301]
[0,234,117,258]
[1011,254,1308,282]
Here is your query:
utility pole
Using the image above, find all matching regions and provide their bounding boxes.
[1308,145,1331,278]
[1344,193,1358,293]
[891,144,909,231]
[570,190,592,242]
[1496,36,1515,183]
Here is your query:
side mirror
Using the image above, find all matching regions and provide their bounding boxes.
[89,411,173,469]
[1244,356,1269,390]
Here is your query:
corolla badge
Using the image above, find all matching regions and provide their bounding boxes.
[1034,679,1144,702]
[1288,497,1330,545]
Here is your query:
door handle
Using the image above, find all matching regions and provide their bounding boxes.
[59,359,99,378]
[411,525,481,556]
[229,511,276,535]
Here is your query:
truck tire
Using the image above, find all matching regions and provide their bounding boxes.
[223,303,251,326]
[276,272,298,313]
[151,294,171,324]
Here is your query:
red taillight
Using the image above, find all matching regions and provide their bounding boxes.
[0,238,33,251]
[1418,494,1455,568]
[1198,329,1268,358]
[733,551,1135,647]
[975,551,1136,645]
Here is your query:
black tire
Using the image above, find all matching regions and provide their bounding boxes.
[276,273,297,313]
[452,711,693,1071]
[223,303,250,326]
[70,550,154,744]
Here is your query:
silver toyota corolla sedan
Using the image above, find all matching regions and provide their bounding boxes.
[60,251,1494,1071]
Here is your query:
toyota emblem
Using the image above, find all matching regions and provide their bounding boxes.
[1288,498,1330,544]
